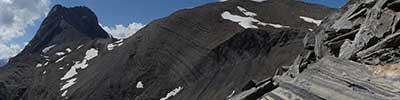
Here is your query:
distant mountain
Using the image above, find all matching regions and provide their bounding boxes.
[0,0,336,100]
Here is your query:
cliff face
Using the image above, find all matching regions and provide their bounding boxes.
[0,0,336,100]
[229,0,400,100]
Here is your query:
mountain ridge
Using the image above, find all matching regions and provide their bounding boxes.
[0,0,336,100]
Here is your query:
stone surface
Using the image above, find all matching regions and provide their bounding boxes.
[331,20,354,32]
[357,32,400,58]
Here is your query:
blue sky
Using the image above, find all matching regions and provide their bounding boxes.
[0,0,347,60]
[26,0,348,42]
[305,0,348,8]
[53,0,347,26]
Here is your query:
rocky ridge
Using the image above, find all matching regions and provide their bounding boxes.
[0,0,336,100]
[228,0,400,100]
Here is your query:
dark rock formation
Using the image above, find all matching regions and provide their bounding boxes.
[0,0,335,100]
[0,5,111,100]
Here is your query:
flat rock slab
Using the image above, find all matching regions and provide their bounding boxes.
[273,56,400,100]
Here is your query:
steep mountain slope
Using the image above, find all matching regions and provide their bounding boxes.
[0,0,335,100]
[0,4,112,100]
[230,0,400,99]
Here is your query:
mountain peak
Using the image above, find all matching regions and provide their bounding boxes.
[46,4,109,38]
[21,4,110,54]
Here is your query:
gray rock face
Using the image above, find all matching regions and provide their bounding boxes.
[271,56,400,100]
[230,0,400,99]
[0,0,336,100]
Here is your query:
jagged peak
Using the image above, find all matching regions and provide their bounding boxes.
[21,4,110,54]
[48,4,93,17]
[42,4,109,38]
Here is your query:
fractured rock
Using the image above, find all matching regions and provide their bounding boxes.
[326,28,359,43]
[233,0,400,100]
[357,32,400,58]
[347,8,367,20]
[339,39,354,59]
[372,0,388,9]
[343,7,382,59]
[392,12,400,33]
[228,78,276,100]
[331,20,354,32]
[275,56,400,100]
[375,10,395,38]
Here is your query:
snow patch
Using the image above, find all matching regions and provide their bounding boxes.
[251,0,267,2]
[60,78,77,91]
[115,39,124,44]
[299,16,322,26]
[56,52,65,56]
[56,56,66,63]
[85,48,98,60]
[61,66,78,80]
[61,90,68,97]
[36,63,43,68]
[77,45,84,49]
[60,78,78,97]
[222,7,290,29]
[107,43,124,51]
[221,11,266,29]
[160,86,184,100]
[60,61,86,80]
[237,6,257,17]
[107,39,124,51]
[266,23,290,28]
[60,48,98,80]
[66,48,72,53]
[227,90,235,98]
[136,81,144,88]
[42,44,56,53]
[43,61,49,66]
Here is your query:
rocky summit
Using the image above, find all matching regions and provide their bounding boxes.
[4,0,389,100]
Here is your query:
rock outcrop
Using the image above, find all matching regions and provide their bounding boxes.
[229,0,400,100]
